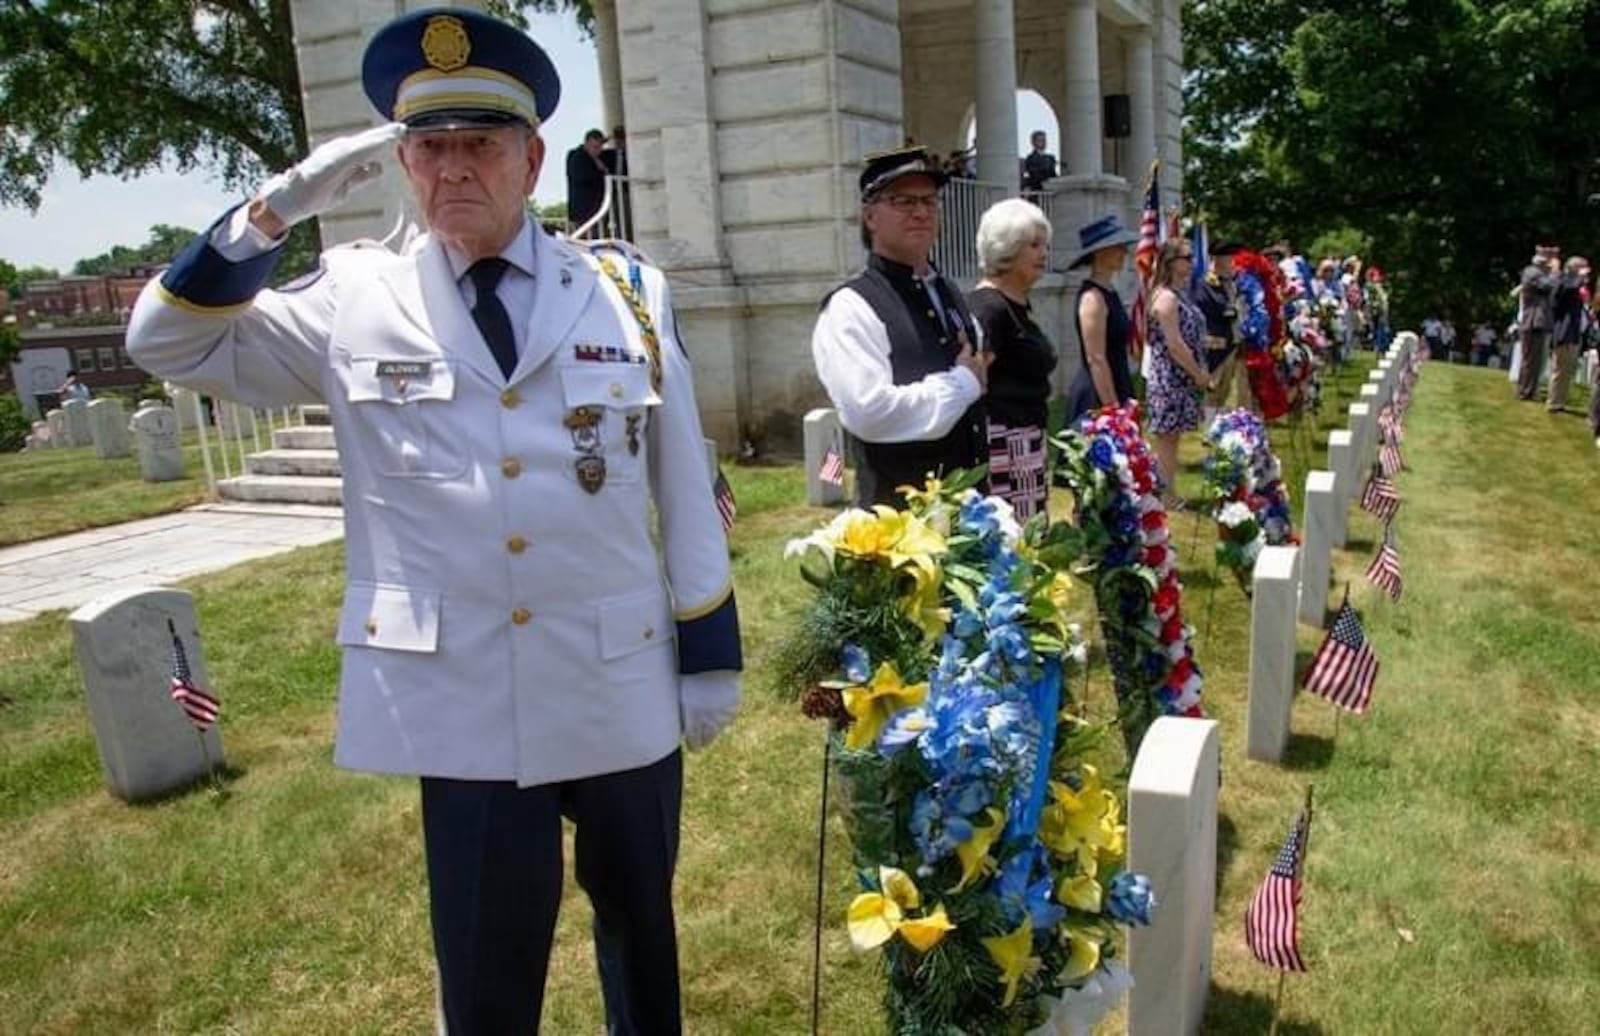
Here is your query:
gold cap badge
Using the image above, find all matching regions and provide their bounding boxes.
[420,15,470,72]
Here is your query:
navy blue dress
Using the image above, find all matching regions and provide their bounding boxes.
[1064,279,1135,428]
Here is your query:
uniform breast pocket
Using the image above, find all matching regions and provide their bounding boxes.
[558,364,661,487]
[341,355,467,480]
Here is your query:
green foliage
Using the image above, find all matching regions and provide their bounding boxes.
[0,395,30,452]
[0,320,20,365]
[1185,0,1600,326]
[72,225,197,276]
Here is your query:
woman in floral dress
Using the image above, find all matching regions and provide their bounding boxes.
[1146,239,1215,509]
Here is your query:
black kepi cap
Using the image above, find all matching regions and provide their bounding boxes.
[859,146,948,201]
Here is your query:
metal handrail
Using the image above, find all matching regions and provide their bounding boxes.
[572,175,635,241]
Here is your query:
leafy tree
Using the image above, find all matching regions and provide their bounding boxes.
[73,225,198,276]
[1185,0,1600,325]
[0,1,593,210]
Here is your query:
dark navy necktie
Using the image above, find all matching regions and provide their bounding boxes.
[467,257,517,379]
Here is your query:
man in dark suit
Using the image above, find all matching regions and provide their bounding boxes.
[566,127,608,229]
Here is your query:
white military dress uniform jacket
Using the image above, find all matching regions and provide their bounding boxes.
[127,212,741,787]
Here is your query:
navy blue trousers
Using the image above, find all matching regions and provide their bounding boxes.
[420,750,683,1035]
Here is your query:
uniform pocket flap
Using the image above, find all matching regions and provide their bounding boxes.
[598,591,674,661]
[559,364,660,410]
[337,581,442,653]
[344,355,457,405]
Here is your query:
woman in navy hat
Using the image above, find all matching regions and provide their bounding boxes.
[1062,214,1140,427]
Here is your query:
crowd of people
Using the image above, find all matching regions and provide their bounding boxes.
[812,147,1399,522]
[1509,243,1597,446]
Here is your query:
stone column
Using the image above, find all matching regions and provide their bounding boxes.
[1063,0,1102,178]
[1125,26,1157,182]
[652,0,731,280]
[592,0,626,133]
[974,0,1018,190]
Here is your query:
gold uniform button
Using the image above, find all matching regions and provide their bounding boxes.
[511,608,531,626]
[609,382,624,399]
[501,458,522,478]
[364,619,378,635]
[500,389,521,409]
[507,535,528,554]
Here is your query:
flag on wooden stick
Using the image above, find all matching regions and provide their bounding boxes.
[818,444,845,487]
[1305,597,1379,714]
[713,467,738,532]
[1360,465,1401,523]
[1365,523,1403,602]
[167,619,219,731]
[1128,161,1160,362]
[1245,800,1311,972]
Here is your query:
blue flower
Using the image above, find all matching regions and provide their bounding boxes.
[1088,438,1117,472]
[997,847,1066,931]
[1106,871,1156,926]
[841,642,870,683]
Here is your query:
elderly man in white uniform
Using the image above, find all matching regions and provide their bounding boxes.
[126,9,740,1035]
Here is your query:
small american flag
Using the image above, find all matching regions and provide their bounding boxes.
[1245,811,1309,972]
[818,444,845,487]
[1360,466,1401,523]
[713,467,737,532]
[168,619,220,731]
[1379,440,1404,477]
[1365,524,1403,602]
[1377,405,1403,444]
[1129,161,1160,361]
[1305,600,1379,714]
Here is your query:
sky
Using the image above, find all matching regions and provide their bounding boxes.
[0,12,1056,274]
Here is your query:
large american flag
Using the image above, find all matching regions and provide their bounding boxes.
[1305,600,1379,714]
[818,443,845,487]
[1245,811,1309,972]
[713,467,738,532]
[1360,466,1401,523]
[1129,161,1161,361]
[1365,523,1403,602]
[168,619,220,731]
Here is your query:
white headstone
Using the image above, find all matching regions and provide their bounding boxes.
[69,587,224,801]
[62,397,92,446]
[87,398,131,458]
[703,437,719,482]
[1299,470,1337,624]
[1348,402,1373,472]
[27,419,54,450]
[217,401,257,440]
[129,402,186,482]
[1327,430,1354,510]
[1128,716,1220,1036]
[168,385,203,432]
[1248,545,1301,762]
[803,408,847,506]
[46,407,66,446]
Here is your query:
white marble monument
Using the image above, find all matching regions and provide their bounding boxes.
[62,398,92,447]
[1127,715,1220,1036]
[1299,470,1337,625]
[87,398,131,459]
[1347,401,1373,473]
[45,407,65,445]
[1247,545,1300,763]
[1326,430,1354,511]
[129,402,186,482]
[803,407,847,507]
[69,587,224,801]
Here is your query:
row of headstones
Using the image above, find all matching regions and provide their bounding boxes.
[23,389,257,483]
[1246,331,1415,763]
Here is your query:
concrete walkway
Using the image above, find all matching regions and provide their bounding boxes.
[0,503,344,623]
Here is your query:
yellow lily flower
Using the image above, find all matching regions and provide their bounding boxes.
[879,865,922,910]
[1058,874,1103,912]
[842,663,928,751]
[953,807,1006,892]
[1046,570,1075,614]
[1062,926,1102,982]
[983,918,1036,1008]
[898,903,956,952]
[838,509,899,559]
[902,562,952,642]
[846,891,903,951]
[897,478,944,509]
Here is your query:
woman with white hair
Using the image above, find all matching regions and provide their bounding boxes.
[967,198,1058,521]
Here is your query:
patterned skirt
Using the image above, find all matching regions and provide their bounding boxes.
[987,421,1048,522]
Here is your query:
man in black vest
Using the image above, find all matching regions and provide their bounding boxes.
[811,146,990,506]
[1195,240,1246,416]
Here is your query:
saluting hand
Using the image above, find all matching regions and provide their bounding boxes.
[253,122,407,236]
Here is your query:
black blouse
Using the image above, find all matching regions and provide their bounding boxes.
[968,285,1058,429]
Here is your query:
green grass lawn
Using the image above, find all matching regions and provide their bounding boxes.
[0,435,215,547]
[1,357,1596,1033]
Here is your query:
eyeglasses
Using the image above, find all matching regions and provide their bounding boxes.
[879,194,941,213]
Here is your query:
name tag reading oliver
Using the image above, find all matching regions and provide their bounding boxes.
[376,360,432,379]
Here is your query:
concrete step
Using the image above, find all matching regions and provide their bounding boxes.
[245,448,342,478]
[301,404,332,426]
[217,474,344,507]
[273,425,336,450]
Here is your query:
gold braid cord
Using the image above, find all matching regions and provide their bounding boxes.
[597,256,663,394]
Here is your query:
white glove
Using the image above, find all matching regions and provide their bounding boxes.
[680,671,740,751]
[259,122,406,228]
